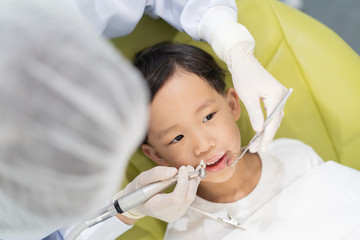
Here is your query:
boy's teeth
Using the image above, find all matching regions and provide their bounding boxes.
[207,159,218,166]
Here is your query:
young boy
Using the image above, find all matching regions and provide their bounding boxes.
[133,42,360,239]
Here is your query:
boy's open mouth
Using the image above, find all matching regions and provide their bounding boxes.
[205,153,227,173]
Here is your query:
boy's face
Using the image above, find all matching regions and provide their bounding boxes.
[142,68,242,183]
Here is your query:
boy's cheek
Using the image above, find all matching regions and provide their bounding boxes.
[163,154,196,169]
[167,157,192,169]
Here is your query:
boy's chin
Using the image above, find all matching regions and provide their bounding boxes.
[201,167,236,184]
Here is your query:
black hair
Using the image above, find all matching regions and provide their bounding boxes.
[133,42,226,100]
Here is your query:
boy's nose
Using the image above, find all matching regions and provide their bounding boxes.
[193,132,216,157]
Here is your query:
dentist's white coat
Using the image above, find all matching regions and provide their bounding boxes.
[66,0,237,39]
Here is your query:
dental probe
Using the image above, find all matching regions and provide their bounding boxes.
[66,162,206,240]
[227,88,293,167]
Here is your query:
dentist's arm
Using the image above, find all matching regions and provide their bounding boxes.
[198,6,288,152]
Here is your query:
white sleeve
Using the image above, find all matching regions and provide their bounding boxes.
[61,217,133,240]
[145,0,237,40]
[69,0,237,39]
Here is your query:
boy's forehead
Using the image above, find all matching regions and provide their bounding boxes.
[149,71,223,129]
[152,70,220,106]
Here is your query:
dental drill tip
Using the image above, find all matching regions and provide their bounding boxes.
[198,160,206,179]
[199,168,206,179]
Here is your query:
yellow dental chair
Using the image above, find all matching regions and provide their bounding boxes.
[111,0,360,239]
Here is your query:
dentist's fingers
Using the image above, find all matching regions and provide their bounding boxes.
[186,165,201,201]
[248,134,262,153]
[241,94,264,133]
[172,166,189,204]
[257,86,287,151]
[248,109,283,153]
[260,110,283,151]
[136,166,178,188]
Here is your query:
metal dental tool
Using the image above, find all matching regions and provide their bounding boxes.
[226,88,294,167]
[189,206,247,230]
[66,161,207,240]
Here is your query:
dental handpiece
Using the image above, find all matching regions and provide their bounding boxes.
[66,164,206,240]
[113,166,206,215]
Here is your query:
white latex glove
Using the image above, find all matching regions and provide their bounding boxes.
[225,41,287,152]
[113,165,200,223]
[198,6,287,152]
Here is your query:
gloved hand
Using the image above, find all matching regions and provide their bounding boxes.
[198,6,287,152]
[224,41,287,152]
[113,165,200,223]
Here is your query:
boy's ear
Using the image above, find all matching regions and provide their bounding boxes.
[225,88,241,121]
[141,143,169,166]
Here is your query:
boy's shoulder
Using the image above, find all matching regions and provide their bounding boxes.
[266,138,324,173]
[256,138,324,191]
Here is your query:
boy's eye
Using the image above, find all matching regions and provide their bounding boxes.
[203,112,215,123]
[170,135,184,144]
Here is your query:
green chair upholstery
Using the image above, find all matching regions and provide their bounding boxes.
[111,0,360,239]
